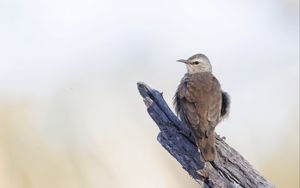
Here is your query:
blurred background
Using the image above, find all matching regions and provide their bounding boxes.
[0,0,299,187]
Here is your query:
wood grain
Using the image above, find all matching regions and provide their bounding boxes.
[137,82,275,188]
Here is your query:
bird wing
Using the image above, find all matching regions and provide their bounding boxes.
[174,73,220,161]
[207,76,222,127]
[173,75,200,128]
[174,73,211,138]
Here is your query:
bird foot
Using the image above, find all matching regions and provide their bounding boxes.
[197,162,210,178]
[197,169,209,178]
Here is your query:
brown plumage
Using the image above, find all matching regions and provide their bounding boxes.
[174,54,230,162]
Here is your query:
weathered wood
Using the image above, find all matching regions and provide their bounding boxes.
[137,82,275,188]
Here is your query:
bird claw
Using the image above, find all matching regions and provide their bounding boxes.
[197,169,209,178]
[197,162,210,178]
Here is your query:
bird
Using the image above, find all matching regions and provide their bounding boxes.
[173,53,230,162]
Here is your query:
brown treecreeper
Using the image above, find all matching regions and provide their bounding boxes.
[173,53,230,177]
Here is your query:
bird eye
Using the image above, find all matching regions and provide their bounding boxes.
[193,61,199,65]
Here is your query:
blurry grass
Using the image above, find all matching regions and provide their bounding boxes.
[0,101,88,188]
[261,117,299,188]
[0,97,298,188]
[0,98,199,188]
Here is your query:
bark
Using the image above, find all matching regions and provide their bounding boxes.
[137,82,275,188]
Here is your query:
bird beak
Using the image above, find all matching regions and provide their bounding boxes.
[177,59,187,64]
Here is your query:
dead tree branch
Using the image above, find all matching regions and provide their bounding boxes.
[137,82,275,188]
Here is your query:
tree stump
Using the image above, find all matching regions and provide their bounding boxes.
[137,82,275,188]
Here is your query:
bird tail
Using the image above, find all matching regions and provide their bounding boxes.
[197,132,216,162]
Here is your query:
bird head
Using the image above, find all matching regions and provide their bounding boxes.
[177,53,212,74]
